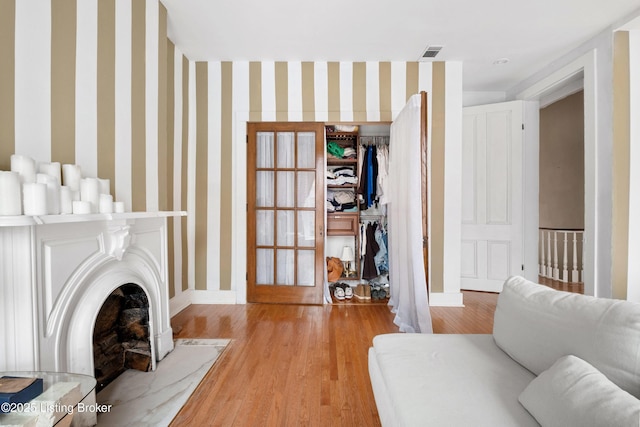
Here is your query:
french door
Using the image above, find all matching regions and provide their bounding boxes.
[247,122,325,304]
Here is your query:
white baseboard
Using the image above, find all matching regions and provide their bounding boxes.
[170,290,238,318]
[169,290,192,317]
[190,289,237,304]
[429,292,464,307]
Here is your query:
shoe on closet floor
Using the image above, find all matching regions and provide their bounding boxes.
[333,285,345,301]
[344,285,353,300]
[354,284,371,300]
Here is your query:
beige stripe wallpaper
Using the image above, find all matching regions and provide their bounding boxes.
[0,0,15,171]
[97,0,115,196]
[166,39,175,299]
[51,0,76,166]
[131,0,147,212]
[612,31,630,300]
[379,62,392,121]
[181,54,189,292]
[352,62,367,122]
[195,62,208,291]
[301,62,315,122]
[1,0,454,303]
[220,62,234,292]
[430,62,446,294]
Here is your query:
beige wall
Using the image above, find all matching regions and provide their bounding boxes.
[612,31,631,300]
[539,91,585,230]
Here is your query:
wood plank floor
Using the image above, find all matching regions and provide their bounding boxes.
[169,291,498,426]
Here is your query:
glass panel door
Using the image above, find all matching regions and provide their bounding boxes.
[247,123,325,304]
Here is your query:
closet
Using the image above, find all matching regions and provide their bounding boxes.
[325,124,391,304]
[247,92,431,332]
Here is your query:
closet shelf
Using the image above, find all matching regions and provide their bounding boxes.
[327,184,357,189]
[327,158,357,165]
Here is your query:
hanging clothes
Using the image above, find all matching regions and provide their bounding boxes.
[358,145,379,209]
[374,224,389,273]
[362,222,380,280]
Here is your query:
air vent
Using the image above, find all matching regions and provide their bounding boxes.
[421,45,443,59]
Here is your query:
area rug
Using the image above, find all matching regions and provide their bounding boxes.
[96,338,230,426]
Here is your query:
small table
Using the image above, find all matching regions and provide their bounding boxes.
[0,371,97,427]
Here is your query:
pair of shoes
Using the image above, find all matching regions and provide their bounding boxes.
[371,285,386,300]
[333,283,353,300]
[354,284,371,300]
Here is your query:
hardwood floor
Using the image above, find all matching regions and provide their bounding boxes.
[170,291,499,426]
[538,276,584,294]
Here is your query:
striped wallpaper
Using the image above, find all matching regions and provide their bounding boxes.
[178,59,459,303]
[0,0,185,299]
[0,0,461,306]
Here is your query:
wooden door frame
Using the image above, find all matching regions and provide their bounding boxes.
[246,122,326,304]
[420,91,430,291]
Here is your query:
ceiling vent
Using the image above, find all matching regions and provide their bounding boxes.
[421,45,443,59]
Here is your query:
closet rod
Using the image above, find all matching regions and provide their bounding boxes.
[360,136,389,146]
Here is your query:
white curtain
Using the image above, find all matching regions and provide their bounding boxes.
[385,94,433,333]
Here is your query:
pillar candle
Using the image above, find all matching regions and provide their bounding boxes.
[62,164,82,192]
[0,171,23,215]
[60,186,73,214]
[23,182,47,215]
[37,173,61,215]
[38,162,62,185]
[11,154,37,184]
[99,194,114,214]
[113,201,125,213]
[72,200,92,215]
[80,178,100,213]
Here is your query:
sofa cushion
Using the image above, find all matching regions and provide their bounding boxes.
[493,276,640,399]
[369,334,538,427]
[519,355,640,427]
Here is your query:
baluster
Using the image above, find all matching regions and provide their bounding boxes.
[552,231,559,280]
[571,232,579,283]
[546,230,553,278]
[539,230,545,276]
[562,231,568,282]
[579,231,584,282]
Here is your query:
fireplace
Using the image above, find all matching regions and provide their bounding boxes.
[0,213,182,376]
[93,284,153,392]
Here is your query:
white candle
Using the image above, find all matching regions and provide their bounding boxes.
[99,194,114,213]
[38,162,62,185]
[72,200,92,215]
[36,173,61,215]
[23,182,48,215]
[0,171,23,215]
[62,164,82,192]
[59,186,73,214]
[113,201,125,213]
[80,178,100,213]
[11,154,37,184]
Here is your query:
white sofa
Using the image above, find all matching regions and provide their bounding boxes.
[368,276,640,426]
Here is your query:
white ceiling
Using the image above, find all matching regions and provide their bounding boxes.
[161,0,640,92]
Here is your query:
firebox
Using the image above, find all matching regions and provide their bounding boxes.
[93,284,153,392]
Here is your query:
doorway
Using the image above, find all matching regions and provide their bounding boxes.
[537,90,585,293]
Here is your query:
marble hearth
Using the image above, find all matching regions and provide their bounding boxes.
[0,212,184,376]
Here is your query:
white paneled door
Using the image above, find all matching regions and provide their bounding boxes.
[461,101,524,292]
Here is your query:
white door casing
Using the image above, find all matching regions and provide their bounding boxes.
[461,101,524,292]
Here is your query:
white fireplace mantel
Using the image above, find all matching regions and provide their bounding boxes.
[0,211,185,376]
